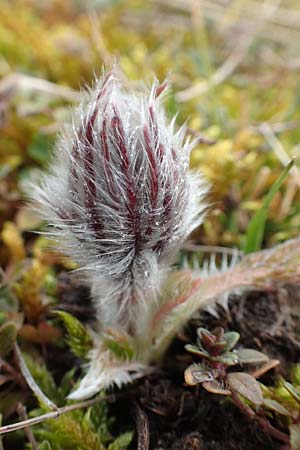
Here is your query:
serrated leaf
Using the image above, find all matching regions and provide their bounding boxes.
[290,424,300,450]
[0,322,17,357]
[263,398,292,416]
[107,431,133,450]
[54,310,93,358]
[236,349,269,364]
[227,372,263,405]
[223,331,240,351]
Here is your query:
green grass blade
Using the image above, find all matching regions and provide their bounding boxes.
[243,159,294,254]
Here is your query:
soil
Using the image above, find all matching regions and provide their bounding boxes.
[120,285,300,450]
[56,277,300,450]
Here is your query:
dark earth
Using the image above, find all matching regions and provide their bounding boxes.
[122,285,300,450]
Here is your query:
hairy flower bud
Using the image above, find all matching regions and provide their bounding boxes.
[33,71,207,331]
[31,70,208,399]
[31,71,300,402]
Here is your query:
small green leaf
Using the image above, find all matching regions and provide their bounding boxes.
[236,349,269,364]
[223,331,240,351]
[185,344,210,359]
[228,372,263,405]
[54,310,93,358]
[215,351,239,366]
[107,431,133,450]
[243,159,294,254]
[0,322,17,357]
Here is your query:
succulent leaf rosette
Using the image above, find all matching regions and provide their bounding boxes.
[31,69,300,400]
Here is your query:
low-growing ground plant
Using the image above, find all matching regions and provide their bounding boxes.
[184,326,291,446]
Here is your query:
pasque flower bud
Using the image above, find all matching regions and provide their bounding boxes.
[32,70,208,399]
[33,71,207,331]
[31,71,300,401]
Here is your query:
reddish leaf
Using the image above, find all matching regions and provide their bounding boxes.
[19,322,61,344]
[227,372,263,405]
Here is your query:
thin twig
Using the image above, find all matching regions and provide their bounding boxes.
[0,393,117,435]
[17,403,40,450]
[230,389,290,445]
[0,73,81,102]
[250,359,280,379]
[252,121,300,134]
[14,343,58,411]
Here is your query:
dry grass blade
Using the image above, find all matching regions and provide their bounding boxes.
[0,394,117,435]
[14,344,58,411]
[260,122,300,188]
[133,402,150,450]
[0,73,81,102]
[176,0,282,101]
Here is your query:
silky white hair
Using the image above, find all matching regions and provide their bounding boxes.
[32,70,208,331]
[31,70,209,398]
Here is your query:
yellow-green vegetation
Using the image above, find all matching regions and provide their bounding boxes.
[1,0,300,449]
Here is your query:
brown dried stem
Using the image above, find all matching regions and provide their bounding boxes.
[17,403,40,450]
[230,389,290,446]
[133,402,150,450]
